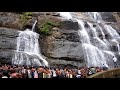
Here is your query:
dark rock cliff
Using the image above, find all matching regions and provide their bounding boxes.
[0,27,19,64]
[40,19,85,66]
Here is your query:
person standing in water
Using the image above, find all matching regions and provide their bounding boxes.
[102,64,109,70]
[113,56,119,68]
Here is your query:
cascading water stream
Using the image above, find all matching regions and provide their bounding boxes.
[60,12,120,68]
[12,20,48,66]
[86,12,120,67]
[32,20,37,32]
[87,22,110,50]
[60,12,109,67]
[77,19,91,44]
[77,19,108,67]
[87,12,103,23]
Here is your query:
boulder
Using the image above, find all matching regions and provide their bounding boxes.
[49,40,84,61]
[40,28,84,64]
[60,19,79,30]
[60,30,80,42]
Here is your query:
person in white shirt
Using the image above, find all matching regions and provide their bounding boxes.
[76,70,81,78]
[113,56,118,68]
[2,72,8,78]
[113,56,117,62]
[52,69,57,78]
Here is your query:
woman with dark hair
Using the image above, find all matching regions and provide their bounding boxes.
[2,71,8,78]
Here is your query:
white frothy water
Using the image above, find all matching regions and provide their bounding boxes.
[87,22,110,50]
[93,37,110,50]
[77,19,108,67]
[77,19,91,44]
[82,43,107,67]
[87,12,103,23]
[87,12,120,68]
[32,20,37,32]
[59,12,72,19]
[98,25,106,39]
[12,20,48,66]
[59,12,120,68]
[104,25,120,39]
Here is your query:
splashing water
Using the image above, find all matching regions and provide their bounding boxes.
[82,43,107,68]
[12,20,48,66]
[60,12,120,68]
[77,19,91,44]
[87,12,103,23]
[77,19,108,67]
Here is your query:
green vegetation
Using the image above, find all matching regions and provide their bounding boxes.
[38,21,60,35]
[19,12,60,36]
[19,12,33,25]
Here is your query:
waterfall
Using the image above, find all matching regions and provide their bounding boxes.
[77,19,91,44]
[77,19,108,67]
[87,12,103,23]
[82,43,107,67]
[87,12,120,68]
[59,12,120,68]
[104,25,120,39]
[12,20,48,66]
[32,20,37,32]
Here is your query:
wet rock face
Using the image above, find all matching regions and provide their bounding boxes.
[0,12,22,30]
[0,27,19,64]
[100,12,117,22]
[50,40,84,61]
[40,20,84,66]
[60,19,79,30]
[0,50,14,64]
[0,28,19,50]
[60,30,80,42]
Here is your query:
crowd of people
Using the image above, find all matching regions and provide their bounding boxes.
[0,64,108,78]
